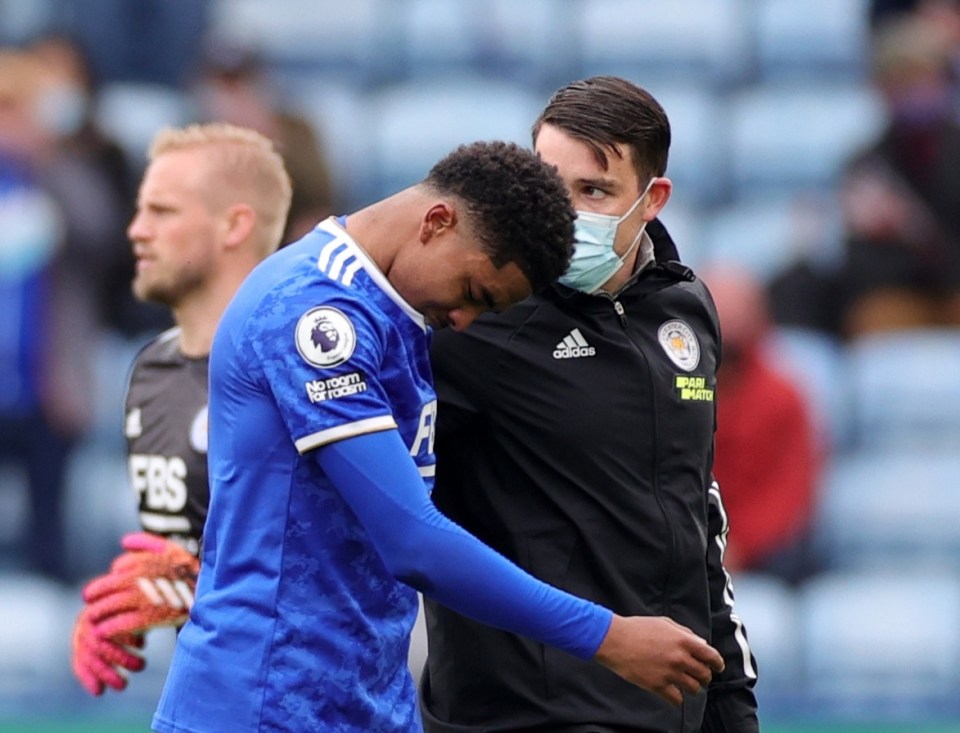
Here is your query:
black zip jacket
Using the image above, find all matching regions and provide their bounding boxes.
[420,221,759,732]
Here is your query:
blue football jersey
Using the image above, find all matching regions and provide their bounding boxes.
[153,218,436,733]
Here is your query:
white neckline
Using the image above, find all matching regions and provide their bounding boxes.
[316,218,427,332]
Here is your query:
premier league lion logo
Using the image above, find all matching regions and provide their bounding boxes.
[296,306,356,368]
[311,315,340,353]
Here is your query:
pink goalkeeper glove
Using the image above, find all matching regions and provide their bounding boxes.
[71,600,145,696]
[82,532,200,639]
[70,532,198,696]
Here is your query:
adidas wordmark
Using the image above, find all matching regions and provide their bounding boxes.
[553,328,596,359]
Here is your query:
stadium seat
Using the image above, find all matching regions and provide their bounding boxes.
[0,0,55,44]
[289,80,376,209]
[0,573,74,696]
[641,83,728,207]
[813,451,960,572]
[726,82,884,196]
[698,192,843,285]
[391,0,574,90]
[764,327,849,451]
[573,0,753,88]
[390,0,483,80]
[93,82,192,169]
[207,0,390,86]
[655,196,706,269]
[799,570,960,707]
[844,329,960,450]
[750,0,871,81]
[727,572,800,692]
[366,77,543,200]
[63,438,140,582]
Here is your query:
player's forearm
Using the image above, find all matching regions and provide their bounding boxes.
[316,430,611,659]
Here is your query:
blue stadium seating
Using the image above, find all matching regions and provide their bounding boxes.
[799,570,960,712]
[814,451,960,572]
[750,0,871,81]
[365,76,543,200]
[0,573,74,696]
[844,329,960,450]
[727,572,801,691]
[207,0,391,87]
[0,0,56,44]
[641,82,729,207]
[93,82,192,169]
[290,80,378,207]
[764,327,850,451]
[698,193,844,285]
[573,0,753,88]
[726,81,885,196]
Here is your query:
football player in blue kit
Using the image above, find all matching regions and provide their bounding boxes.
[152,140,724,733]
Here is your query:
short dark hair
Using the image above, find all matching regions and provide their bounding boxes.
[424,140,575,292]
[532,76,671,184]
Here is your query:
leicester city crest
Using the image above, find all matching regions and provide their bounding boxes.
[295,306,357,368]
[657,319,700,372]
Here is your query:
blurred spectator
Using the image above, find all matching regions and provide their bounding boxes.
[0,48,96,582]
[49,0,211,87]
[870,0,960,37]
[836,14,960,337]
[706,266,821,585]
[28,32,171,337]
[191,43,338,242]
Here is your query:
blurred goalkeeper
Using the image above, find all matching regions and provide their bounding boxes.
[70,122,292,696]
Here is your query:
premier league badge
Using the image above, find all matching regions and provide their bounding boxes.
[295,306,357,368]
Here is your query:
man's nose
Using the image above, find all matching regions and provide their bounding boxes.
[447,306,482,332]
[127,212,147,242]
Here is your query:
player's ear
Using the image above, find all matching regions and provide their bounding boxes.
[223,203,257,249]
[643,178,672,221]
[418,202,457,245]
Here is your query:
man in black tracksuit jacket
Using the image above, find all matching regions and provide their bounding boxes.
[420,77,759,732]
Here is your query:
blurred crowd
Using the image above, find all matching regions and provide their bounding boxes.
[0,0,339,583]
[0,1,959,722]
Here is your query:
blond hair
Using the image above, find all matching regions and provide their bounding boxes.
[149,123,293,255]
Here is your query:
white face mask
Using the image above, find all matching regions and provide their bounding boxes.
[558,177,656,294]
[35,84,89,137]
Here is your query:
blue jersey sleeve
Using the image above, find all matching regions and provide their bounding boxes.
[315,429,613,660]
[247,284,398,452]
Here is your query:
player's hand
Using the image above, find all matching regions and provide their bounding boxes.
[593,614,725,706]
[71,604,145,696]
[82,532,200,639]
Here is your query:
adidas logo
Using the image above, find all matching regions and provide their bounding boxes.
[553,328,596,359]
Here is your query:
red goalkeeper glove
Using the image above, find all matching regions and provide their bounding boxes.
[71,601,145,696]
[82,532,200,639]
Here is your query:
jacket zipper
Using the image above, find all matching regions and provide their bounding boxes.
[611,297,675,612]
[613,300,627,327]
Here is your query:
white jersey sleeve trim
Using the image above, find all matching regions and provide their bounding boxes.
[315,218,427,332]
[294,415,398,453]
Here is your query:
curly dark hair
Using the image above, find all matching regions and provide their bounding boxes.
[423,140,575,292]
[532,76,671,184]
